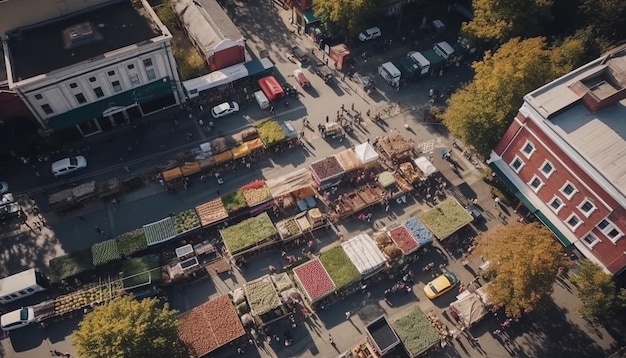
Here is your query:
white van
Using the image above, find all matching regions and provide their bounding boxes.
[378,62,401,87]
[1,307,35,331]
[407,51,431,76]
[254,90,270,109]
[0,268,49,304]
[433,41,455,61]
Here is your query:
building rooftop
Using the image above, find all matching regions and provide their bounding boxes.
[525,45,626,197]
[6,0,161,82]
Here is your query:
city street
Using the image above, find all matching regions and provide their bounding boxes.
[0,1,622,358]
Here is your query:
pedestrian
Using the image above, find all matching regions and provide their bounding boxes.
[329,334,335,346]
[345,311,351,320]
[216,189,220,196]
[341,104,345,112]
[236,347,244,355]
[494,197,501,207]
[326,115,329,123]
[187,132,193,140]
[94,226,103,235]
[351,103,354,111]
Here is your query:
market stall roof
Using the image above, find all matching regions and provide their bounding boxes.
[244,275,281,316]
[195,198,228,227]
[213,150,233,164]
[392,307,440,357]
[334,149,363,172]
[231,143,250,159]
[162,167,183,182]
[341,233,387,276]
[143,217,178,246]
[245,138,265,151]
[378,171,396,188]
[413,156,438,177]
[179,295,245,356]
[266,168,315,198]
[293,258,336,303]
[450,291,488,327]
[354,142,380,163]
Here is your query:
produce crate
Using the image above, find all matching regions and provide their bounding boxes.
[91,239,121,266]
[174,209,201,235]
[116,228,148,256]
[195,199,228,227]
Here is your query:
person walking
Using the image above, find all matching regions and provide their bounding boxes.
[494,197,501,208]
[345,311,351,320]
[326,115,329,123]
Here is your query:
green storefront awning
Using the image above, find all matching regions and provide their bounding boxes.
[490,163,572,246]
[47,79,174,130]
[302,10,319,24]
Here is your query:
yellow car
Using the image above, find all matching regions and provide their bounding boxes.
[423,272,459,299]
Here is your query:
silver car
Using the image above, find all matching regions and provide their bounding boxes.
[51,156,87,177]
[211,102,239,119]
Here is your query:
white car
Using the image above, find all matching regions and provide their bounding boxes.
[51,156,87,177]
[211,102,239,119]
[358,27,382,41]
[1,307,35,331]
[0,181,8,194]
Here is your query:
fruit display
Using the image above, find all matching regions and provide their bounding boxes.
[388,225,419,255]
[179,295,245,355]
[378,133,414,158]
[244,275,281,316]
[392,307,440,357]
[276,218,302,239]
[293,259,336,303]
[404,217,434,247]
[310,156,345,181]
[53,279,124,316]
[257,120,287,146]
[399,162,424,183]
[417,198,473,239]
[319,246,361,289]
[220,212,277,254]
[241,180,272,207]
[372,231,402,260]
[222,190,248,213]
[271,272,294,292]
[174,209,201,234]
[49,248,95,282]
[91,239,121,266]
[122,255,161,289]
[143,217,178,246]
[195,198,228,227]
[115,228,147,256]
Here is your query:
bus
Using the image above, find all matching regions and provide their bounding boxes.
[0,268,49,304]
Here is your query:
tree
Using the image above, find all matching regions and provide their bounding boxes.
[578,0,626,42]
[313,0,381,39]
[472,222,570,318]
[442,36,587,157]
[569,259,626,319]
[462,0,554,44]
[73,296,180,358]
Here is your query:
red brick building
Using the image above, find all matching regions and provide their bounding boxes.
[489,45,626,275]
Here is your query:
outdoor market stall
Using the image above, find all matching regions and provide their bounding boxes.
[195,198,229,227]
[365,316,402,357]
[413,156,438,177]
[292,258,336,305]
[392,307,441,357]
[399,161,425,183]
[162,167,183,182]
[403,217,434,248]
[143,217,178,246]
[387,224,420,256]
[377,133,415,163]
[219,212,278,257]
[179,295,246,356]
[328,185,386,222]
[354,142,380,166]
[417,198,473,241]
[449,290,488,328]
[221,190,249,217]
[173,209,201,236]
[240,180,274,215]
[275,209,327,245]
[310,156,345,189]
[266,168,315,199]
[341,233,387,278]
[230,143,250,160]
[243,275,286,326]
[371,231,403,261]
[334,149,364,173]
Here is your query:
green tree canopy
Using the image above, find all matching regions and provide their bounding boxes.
[569,259,626,319]
[313,0,381,38]
[462,0,554,44]
[578,0,626,42]
[443,36,588,156]
[73,296,180,358]
[473,222,570,318]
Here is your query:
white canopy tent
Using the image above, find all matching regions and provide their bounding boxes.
[414,156,438,177]
[266,168,315,198]
[354,142,380,164]
[450,291,488,327]
[341,233,387,276]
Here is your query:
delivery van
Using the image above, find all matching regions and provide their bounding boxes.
[254,90,270,109]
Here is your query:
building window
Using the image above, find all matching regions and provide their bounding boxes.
[560,182,578,200]
[93,87,104,98]
[111,80,122,93]
[143,58,153,67]
[549,196,565,213]
[108,70,115,76]
[578,199,596,218]
[88,76,96,83]
[34,94,43,100]
[146,68,157,81]
[69,82,78,89]
[540,160,555,178]
[129,74,140,86]
[528,175,544,193]
[127,64,135,70]
[41,104,53,115]
[75,93,87,104]
[566,214,582,232]
[582,233,600,248]
[521,140,535,158]
[509,156,525,173]
[597,219,623,242]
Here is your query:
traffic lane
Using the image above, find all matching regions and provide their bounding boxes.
[2,315,80,358]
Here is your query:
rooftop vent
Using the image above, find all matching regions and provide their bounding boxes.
[62,22,103,50]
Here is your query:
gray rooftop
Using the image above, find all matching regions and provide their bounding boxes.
[6,0,161,81]
[525,45,626,196]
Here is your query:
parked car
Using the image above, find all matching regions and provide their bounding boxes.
[291,46,309,66]
[51,156,87,177]
[358,27,382,41]
[0,181,8,194]
[423,272,459,299]
[1,307,35,331]
[211,102,240,119]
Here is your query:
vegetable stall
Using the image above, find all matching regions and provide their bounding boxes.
[240,180,274,215]
[310,156,345,190]
[392,307,441,357]
[143,217,178,246]
[244,275,286,326]
[417,198,473,240]
[319,246,361,290]
[219,212,278,256]
[195,198,228,227]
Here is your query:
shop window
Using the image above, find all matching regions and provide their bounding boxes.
[146,68,156,81]
[509,156,525,173]
[111,80,122,93]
